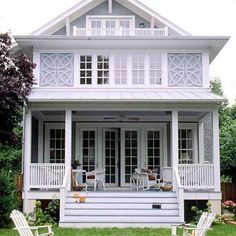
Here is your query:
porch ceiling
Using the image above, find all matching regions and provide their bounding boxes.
[28,89,226,103]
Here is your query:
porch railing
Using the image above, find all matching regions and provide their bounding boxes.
[73,27,168,37]
[178,164,215,189]
[29,164,66,188]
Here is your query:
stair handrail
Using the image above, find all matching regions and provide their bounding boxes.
[59,167,70,222]
[174,167,185,223]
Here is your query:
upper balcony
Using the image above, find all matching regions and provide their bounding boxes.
[73,26,168,37]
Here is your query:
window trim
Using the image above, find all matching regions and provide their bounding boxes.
[44,123,65,163]
[178,123,198,164]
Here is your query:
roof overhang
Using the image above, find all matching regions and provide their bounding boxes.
[14,35,229,63]
[27,89,227,103]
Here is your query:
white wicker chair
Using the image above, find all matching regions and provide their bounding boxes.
[85,169,106,191]
[134,168,157,190]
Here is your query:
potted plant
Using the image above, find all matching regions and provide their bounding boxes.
[222,200,236,221]
[71,159,81,170]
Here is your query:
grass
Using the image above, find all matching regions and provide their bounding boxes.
[0,224,236,236]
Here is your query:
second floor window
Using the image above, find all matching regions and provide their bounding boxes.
[132,55,145,85]
[114,55,127,85]
[150,54,162,85]
[80,55,92,84]
[97,55,109,84]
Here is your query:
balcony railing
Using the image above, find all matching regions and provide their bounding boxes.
[178,164,215,190]
[73,26,168,37]
[29,163,66,189]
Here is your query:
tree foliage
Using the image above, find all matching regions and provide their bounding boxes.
[0,32,35,145]
[211,77,236,181]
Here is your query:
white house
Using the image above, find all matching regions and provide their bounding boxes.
[15,0,229,228]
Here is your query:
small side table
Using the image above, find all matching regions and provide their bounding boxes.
[130,175,144,191]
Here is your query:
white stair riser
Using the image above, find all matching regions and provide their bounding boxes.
[65,203,179,209]
[64,209,179,216]
[66,197,177,204]
[67,192,177,198]
[62,215,180,223]
[59,222,181,228]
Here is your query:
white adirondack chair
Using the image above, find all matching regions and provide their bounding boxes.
[171,212,215,236]
[10,210,54,236]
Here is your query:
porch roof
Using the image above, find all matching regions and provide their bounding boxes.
[28,89,226,103]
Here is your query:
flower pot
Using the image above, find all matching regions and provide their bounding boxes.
[223,209,235,221]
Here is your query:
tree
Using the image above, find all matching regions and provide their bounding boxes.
[0,32,35,145]
[211,77,236,181]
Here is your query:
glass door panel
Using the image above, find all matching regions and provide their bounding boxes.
[104,129,118,186]
[81,130,96,182]
[147,130,161,178]
[121,129,139,186]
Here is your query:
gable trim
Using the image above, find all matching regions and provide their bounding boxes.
[30,0,190,36]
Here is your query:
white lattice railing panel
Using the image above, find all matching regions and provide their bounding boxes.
[168,53,202,87]
[40,53,74,87]
[178,164,214,189]
[30,164,66,188]
[74,27,168,37]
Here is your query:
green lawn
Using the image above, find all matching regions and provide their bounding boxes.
[0,224,235,236]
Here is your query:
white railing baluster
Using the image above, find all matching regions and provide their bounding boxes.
[29,163,66,189]
[74,27,168,37]
[178,164,214,190]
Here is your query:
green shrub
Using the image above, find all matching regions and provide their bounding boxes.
[0,169,18,227]
[0,146,21,172]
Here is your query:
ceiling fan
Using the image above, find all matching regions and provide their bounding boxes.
[104,112,140,121]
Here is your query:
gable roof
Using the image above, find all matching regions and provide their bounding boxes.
[31,0,191,36]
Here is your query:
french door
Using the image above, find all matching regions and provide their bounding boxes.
[103,129,119,186]
[121,129,140,186]
[79,129,97,182]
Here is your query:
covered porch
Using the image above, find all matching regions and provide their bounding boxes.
[24,102,220,193]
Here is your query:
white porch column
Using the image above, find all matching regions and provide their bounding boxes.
[23,109,32,212]
[198,120,204,163]
[213,110,221,192]
[65,109,72,190]
[171,110,178,190]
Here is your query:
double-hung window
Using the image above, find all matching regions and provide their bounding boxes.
[178,128,194,164]
[80,55,92,85]
[132,55,145,85]
[114,55,127,85]
[150,54,162,85]
[97,55,109,84]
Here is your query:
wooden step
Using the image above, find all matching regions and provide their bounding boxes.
[62,215,180,223]
[64,208,179,216]
[65,202,179,209]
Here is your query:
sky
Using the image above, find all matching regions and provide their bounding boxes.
[0,0,235,104]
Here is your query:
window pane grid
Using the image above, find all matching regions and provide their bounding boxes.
[49,129,65,163]
[178,129,194,164]
[105,131,117,184]
[132,56,145,85]
[147,131,160,178]
[114,55,127,85]
[125,131,138,183]
[80,55,92,84]
[82,131,96,182]
[97,56,109,84]
[150,54,162,85]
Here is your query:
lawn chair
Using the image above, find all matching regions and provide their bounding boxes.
[171,212,215,236]
[10,209,54,236]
